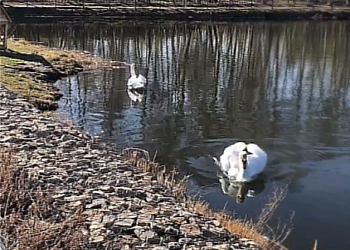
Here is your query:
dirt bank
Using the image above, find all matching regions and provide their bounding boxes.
[4,3,350,22]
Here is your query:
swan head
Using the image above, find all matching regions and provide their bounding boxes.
[238,150,253,171]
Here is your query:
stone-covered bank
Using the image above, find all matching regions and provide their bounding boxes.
[0,85,265,249]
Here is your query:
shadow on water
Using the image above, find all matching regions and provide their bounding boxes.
[15,21,350,250]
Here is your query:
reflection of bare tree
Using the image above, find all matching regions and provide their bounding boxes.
[20,21,350,168]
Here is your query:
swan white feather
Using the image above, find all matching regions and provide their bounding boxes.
[127,89,143,103]
[127,63,147,90]
[213,142,267,182]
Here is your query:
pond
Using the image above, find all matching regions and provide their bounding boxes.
[15,21,350,250]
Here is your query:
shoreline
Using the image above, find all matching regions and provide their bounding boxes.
[0,39,126,111]
[0,39,288,249]
[0,86,266,249]
[4,3,350,22]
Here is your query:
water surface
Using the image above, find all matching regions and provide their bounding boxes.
[15,21,350,250]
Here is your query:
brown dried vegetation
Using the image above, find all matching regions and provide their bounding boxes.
[0,147,87,250]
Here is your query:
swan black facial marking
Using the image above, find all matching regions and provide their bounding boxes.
[242,154,248,170]
[243,146,253,155]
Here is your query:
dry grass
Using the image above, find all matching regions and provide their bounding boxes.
[8,38,128,70]
[7,39,92,68]
[0,147,87,250]
[122,148,293,250]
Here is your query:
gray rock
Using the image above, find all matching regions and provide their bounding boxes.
[134,227,160,244]
[179,224,201,237]
[165,226,179,236]
[168,242,181,250]
[178,238,192,245]
[64,195,90,202]
[114,219,135,227]
[85,198,108,209]
[137,214,152,226]
[102,215,116,228]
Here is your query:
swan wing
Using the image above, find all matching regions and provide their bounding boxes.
[127,76,145,89]
[137,74,147,84]
[222,142,247,156]
[219,154,240,178]
[127,89,143,102]
[219,142,247,175]
[127,76,137,88]
[247,143,267,176]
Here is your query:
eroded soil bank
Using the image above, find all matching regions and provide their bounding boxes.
[4,3,350,22]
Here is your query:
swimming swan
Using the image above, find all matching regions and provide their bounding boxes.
[127,63,147,90]
[213,142,267,182]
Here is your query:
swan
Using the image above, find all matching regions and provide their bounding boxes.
[127,63,147,90]
[213,141,267,182]
[127,88,143,103]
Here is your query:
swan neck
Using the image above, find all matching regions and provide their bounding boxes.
[130,64,136,77]
[236,161,250,181]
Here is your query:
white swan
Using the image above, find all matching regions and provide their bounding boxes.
[127,88,143,103]
[127,63,147,90]
[213,141,267,182]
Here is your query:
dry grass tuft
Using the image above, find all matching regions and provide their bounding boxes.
[0,147,87,250]
[123,148,292,250]
[123,148,188,200]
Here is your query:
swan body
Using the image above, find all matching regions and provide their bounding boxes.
[127,89,143,103]
[213,142,267,182]
[127,63,147,90]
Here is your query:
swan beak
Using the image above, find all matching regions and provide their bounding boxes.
[211,156,220,167]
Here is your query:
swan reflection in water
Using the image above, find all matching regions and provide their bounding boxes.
[218,174,265,203]
[127,88,144,103]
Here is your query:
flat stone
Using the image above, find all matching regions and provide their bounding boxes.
[85,198,108,209]
[64,195,90,202]
[212,244,230,250]
[168,242,181,250]
[114,219,135,227]
[134,227,160,244]
[179,224,201,237]
[102,215,116,228]
[89,235,104,243]
[137,214,152,226]
[165,226,179,236]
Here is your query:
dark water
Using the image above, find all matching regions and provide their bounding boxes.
[15,21,350,250]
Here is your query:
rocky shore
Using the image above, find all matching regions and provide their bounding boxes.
[0,84,265,249]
